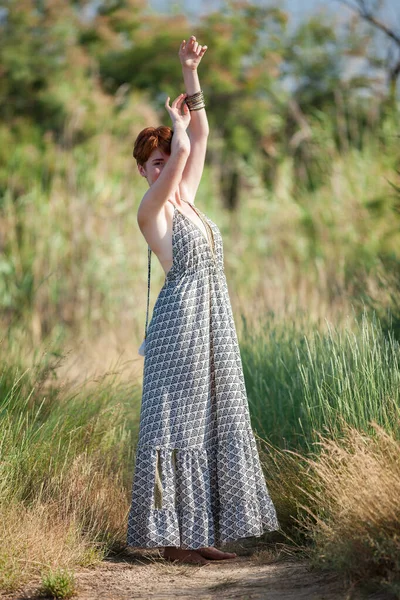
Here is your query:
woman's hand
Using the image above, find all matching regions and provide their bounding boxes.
[179,35,207,71]
[165,93,191,130]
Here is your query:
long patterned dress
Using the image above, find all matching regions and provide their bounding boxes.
[127,198,279,549]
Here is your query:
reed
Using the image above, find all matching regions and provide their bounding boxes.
[241,309,400,452]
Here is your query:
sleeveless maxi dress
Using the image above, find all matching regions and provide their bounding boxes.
[127,199,280,549]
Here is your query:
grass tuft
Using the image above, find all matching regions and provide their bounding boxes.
[38,567,76,599]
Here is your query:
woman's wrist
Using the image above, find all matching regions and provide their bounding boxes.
[171,120,188,131]
[182,68,201,96]
[181,63,198,72]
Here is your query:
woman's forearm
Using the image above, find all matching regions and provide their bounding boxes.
[182,67,209,138]
[171,122,190,155]
[182,67,201,95]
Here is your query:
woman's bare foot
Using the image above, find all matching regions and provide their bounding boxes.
[162,547,210,565]
[197,546,237,560]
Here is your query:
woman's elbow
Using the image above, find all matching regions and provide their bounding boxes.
[175,141,191,158]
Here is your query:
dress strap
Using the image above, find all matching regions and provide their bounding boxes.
[144,245,152,340]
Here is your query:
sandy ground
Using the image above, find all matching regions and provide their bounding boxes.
[2,546,394,600]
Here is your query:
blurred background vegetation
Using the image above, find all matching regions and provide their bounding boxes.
[0,0,399,361]
[0,0,400,596]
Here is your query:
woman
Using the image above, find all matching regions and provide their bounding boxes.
[127,35,279,565]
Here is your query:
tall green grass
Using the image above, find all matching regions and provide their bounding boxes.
[1,309,399,596]
[0,341,143,592]
[0,346,142,505]
[241,310,400,451]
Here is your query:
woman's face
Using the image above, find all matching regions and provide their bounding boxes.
[138,148,170,186]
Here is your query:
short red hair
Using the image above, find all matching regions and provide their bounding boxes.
[133,126,173,166]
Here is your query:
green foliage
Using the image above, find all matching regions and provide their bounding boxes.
[0,0,399,340]
[38,568,76,599]
[0,0,72,129]
[195,3,288,198]
[240,311,400,452]
[95,1,290,204]
[0,345,142,505]
[0,0,397,201]
[283,16,342,107]
[100,30,185,97]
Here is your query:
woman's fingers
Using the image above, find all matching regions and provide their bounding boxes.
[198,45,207,58]
[171,94,180,108]
[181,94,189,111]
[176,94,187,112]
[180,35,208,57]
[187,35,207,55]
[171,93,183,109]
[170,93,187,110]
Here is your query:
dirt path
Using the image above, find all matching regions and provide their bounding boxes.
[5,548,390,600]
[75,553,344,600]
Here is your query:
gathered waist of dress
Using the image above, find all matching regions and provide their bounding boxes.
[165,260,224,283]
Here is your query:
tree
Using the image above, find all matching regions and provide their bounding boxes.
[0,0,77,130]
[336,0,400,104]
[94,0,288,209]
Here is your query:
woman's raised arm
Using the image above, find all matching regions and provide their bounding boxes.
[178,35,209,202]
[138,94,191,224]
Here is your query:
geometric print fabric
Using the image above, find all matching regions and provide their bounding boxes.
[127,200,280,549]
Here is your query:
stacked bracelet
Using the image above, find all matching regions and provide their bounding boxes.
[185,90,206,111]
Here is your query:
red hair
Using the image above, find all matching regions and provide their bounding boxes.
[133,126,173,166]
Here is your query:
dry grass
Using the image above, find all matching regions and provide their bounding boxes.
[154,558,205,577]
[297,421,400,594]
[41,452,130,546]
[251,548,279,565]
[0,501,101,593]
[0,452,129,594]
